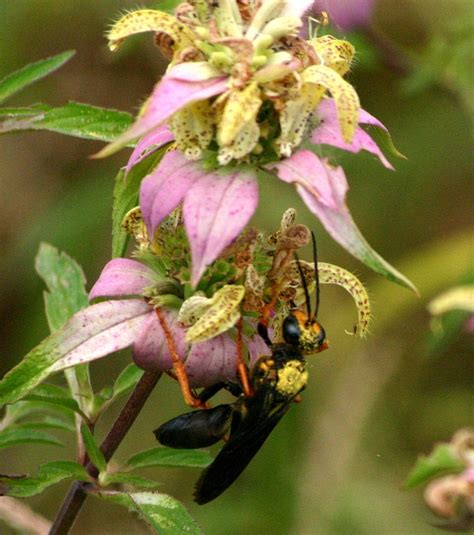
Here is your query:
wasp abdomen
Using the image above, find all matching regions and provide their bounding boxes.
[154,404,234,449]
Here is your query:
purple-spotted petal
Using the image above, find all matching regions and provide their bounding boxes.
[183,168,259,286]
[184,334,237,388]
[274,151,417,292]
[126,125,174,172]
[133,309,188,371]
[140,150,203,236]
[96,72,228,158]
[311,99,394,170]
[89,259,157,301]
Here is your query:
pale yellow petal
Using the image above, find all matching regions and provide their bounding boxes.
[318,262,371,338]
[302,64,360,142]
[107,9,195,52]
[177,294,210,326]
[217,82,262,147]
[218,121,260,164]
[285,260,371,338]
[310,36,355,76]
[169,100,214,160]
[184,285,245,343]
[428,286,474,316]
[214,0,243,38]
[277,84,318,157]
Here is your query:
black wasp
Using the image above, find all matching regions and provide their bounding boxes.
[154,232,328,504]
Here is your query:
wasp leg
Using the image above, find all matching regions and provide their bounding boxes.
[235,317,253,397]
[257,321,272,347]
[197,381,243,404]
[155,307,204,408]
[257,277,286,344]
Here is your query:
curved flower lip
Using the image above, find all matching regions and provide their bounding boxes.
[311,98,394,170]
[89,259,157,301]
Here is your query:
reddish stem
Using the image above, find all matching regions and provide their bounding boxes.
[49,370,161,535]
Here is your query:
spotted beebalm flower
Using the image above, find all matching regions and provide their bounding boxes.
[0,208,373,404]
[85,207,371,385]
[97,1,415,292]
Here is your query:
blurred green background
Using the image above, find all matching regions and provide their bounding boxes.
[0,1,472,533]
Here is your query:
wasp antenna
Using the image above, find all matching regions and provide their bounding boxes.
[294,252,312,320]
[311,231,321,318]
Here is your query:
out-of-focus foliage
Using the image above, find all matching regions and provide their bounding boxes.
[0,0,472,534]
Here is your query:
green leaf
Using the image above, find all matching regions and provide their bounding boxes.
[0,428,64,450]
[23,384,86,418]
[35,243,89,331]
[113,364,144,398]
[365,124,406,160]
[111,149,167,258]
[0,50,75,104]
[0,299,150,406]
[81,425,107,473]
[405,444,465,489]
[0,101,132,142]
[111,169,130,258]
[0,400,75,428]
[0,106,45,118]
[104,472,161,490]
[14,416,75,433]
[0,461,90,498]
[125,447,212,471]
[93,365,143,418]
[35,243,93,414]
[97,491,202,534]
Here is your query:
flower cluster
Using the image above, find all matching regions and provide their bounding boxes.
[97,0,414,292]
[422,429,474,530]
[90,207,371,386]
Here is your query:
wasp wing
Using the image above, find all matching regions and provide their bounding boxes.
[194,394,294,504]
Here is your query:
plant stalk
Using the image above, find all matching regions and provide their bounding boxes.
[49,370,162,535]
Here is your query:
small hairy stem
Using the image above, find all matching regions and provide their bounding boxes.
[364,26,411,76]
[49,370,162,535]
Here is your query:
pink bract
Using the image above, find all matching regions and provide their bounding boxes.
[88,258,240,386]
[312,99,394,170]
[140,151,259,286]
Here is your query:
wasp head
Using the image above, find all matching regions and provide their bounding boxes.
[282,309,328,354]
